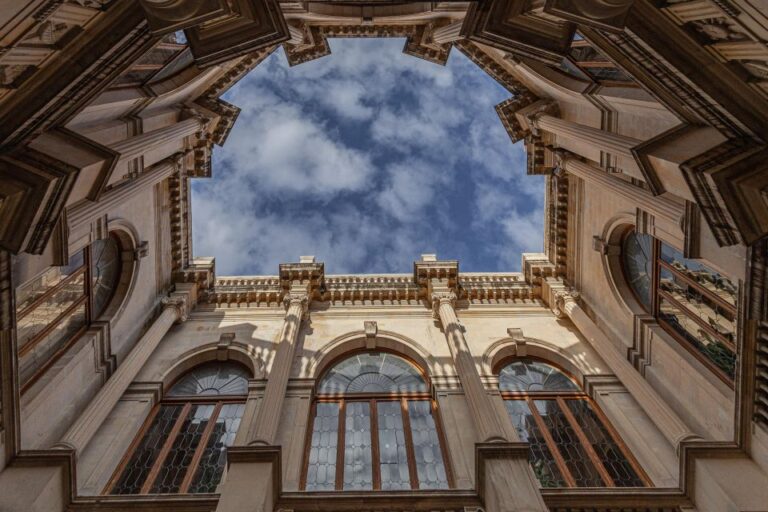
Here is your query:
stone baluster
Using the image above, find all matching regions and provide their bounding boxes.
[431,19,464,44]
[55,288,191,455]
[551,288,698,449]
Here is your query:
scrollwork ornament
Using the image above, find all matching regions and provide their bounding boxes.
[553,289,579,318]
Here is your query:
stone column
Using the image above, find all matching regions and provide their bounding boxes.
[111,117,202,163]
[560,153,685,226]
[432,19,464,44]
[430,285,547,512]
[55,291,190,455]
[552,289,698,449]
[533,114,641,160]
[433,292,508,443]
[248,289,308,445]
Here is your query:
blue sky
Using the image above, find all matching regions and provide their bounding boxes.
[191,38,543,276]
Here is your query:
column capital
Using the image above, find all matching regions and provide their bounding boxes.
[521,99,560,136]
[430,291,457,318]
[552,289,580,318]
[161,294,188,323]
[282,291,309,314]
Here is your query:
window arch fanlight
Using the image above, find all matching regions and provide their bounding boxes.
[107,362,249,495]
[498,359,648,488]
[621,229,737,382]
[15,233,125,393]
[302,351,452,492]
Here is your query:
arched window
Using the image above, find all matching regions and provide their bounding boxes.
[621,230,737,382]
[499,359,648,488]
[108,362,248,495]
[15,234,124,393]
[302,351,451,491]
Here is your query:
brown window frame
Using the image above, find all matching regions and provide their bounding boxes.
[104,392,246,495]
[497,358,650,488]
[16,236,122,394]
[300,350,454,492]
[622,230,738,385]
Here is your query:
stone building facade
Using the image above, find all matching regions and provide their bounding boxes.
[0,1,767,511]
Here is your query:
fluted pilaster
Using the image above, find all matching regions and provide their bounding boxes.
[55,291,189,454]
[112,117,202,163]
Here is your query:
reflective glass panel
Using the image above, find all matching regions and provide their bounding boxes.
[533,400,603,487]
[660,244,737,307]
[112,405,183,494]
[565,400,643,487]
[305,402,340,491]
[18,302,87,385]
[504,400,565,487]
[90,237,122,318]
[151,404,214,493]
[15,250,85,313]
[343,401,373,490]
[499,360,578,393]
[407,400,448,490]
[377,401,410,490]
[319,353,427,395]
[658,295,736,378]
[622,231,653,311]
[189,403,245,493]
[168,362,249,396]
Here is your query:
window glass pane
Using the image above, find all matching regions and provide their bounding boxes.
[659,266,736,344]
[499,360,578,392]
[305,402,340,491]
[504,400,565,487]
[112,405,183,494]
[18,302,86,385]
[90,237,122,318]
[17,271,86,350]
[319,352,427,395]
[377,401,410,490]
[168,362,249,396]
[658,294,736,378]
[15,251,85,313]
[533,400,603,487]
[565,400,644,487]
[189,403,245,493]
[151,404,215,494]
[660,243,737,307]
[407,400,448,490]
[622,231,653,310]
[343,401,373,490]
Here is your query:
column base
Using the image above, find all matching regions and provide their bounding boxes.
[216,445,281,512]
[476,442,547,512]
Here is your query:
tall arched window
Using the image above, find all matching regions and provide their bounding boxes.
[108,362,248,495]
[302,351,452,491]
[621,230,737,382]
[15,234,124,392]
[498,359,648,488]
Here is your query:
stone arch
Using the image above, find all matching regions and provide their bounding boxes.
[483,336,595,388]
[306,329,436,382]
[598,213,648,317]
[159,340,265,394]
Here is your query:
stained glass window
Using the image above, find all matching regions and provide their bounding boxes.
[15,235,124,393]
[621,230,738,382]
[109,362,248,495]
[303,352,451,491]
[499,359,647,488]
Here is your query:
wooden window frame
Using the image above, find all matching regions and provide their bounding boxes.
[498,358,650,488]
[105,394,246,495]
[300,350,454,492]
[621,231,738,385]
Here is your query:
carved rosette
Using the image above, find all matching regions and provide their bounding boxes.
[162,294,189,323]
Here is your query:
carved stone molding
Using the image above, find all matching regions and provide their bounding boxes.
[543,0,635,32]
[454,40,536,97]
[138,0,231,35]
[430,291,457,319]
[161,294,189,323]
[185,0,289,68]
[283,25,331,67]
[461,0,576,65]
